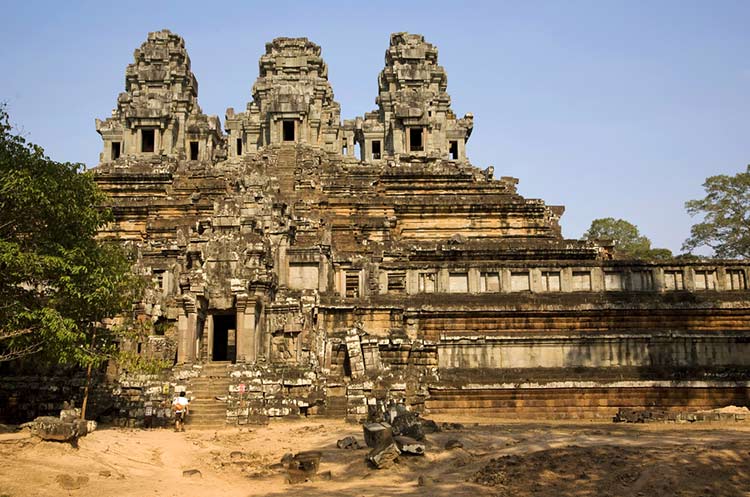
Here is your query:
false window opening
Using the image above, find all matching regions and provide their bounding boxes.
[189,141,199,160]
[372,140,381,160]
[510,271,531,292]
[449,140,459,160]
[480,272,501,292]
[448,272,469,293]
[541,271,561,291]
[387,272,406,293]
[409,128,423,152]
[345,271,359,298]
[418,272,436,293]
[141,129,155,153]
[282,120,295,142]
[111,141,121,160]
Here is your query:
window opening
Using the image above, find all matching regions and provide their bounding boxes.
[449,140,458,160]
[664,270,684,290]
[729,269,747,290]
[236,138,242,156]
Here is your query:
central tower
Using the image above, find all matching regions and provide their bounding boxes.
[225,37,342,155]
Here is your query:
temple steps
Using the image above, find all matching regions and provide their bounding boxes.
[184,363,235,428]
[275,145,297,194]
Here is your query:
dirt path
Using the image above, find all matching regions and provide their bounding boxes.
[1,418,749,497]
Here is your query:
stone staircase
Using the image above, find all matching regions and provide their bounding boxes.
[275,145,297,195]
[186,363,233,429]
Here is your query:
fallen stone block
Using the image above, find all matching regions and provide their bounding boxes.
[367,440,400,469]
[292,450,322,474]
[336,436,362,449]
[418,475,437,487]
[391,412,425,441]
[445,439,464,450]
[56,474,89,490]
[182,469,202,478]
[30,416,79,442]
[0,424,18,434]
[441,422,465,431]
[285,450,323,484]
[421,418,440,433]
[363,422,393,448]
[394,435,425,455]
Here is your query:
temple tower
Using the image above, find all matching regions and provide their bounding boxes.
[346,33,474,162]
[225,37,342,155]
[95,30,224,163]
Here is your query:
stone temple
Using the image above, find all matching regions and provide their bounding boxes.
[90,30,750,423]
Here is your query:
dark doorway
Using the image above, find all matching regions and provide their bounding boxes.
[372,140,381,160]
[409,128,423,152]
[189,141,199,160]
[111,141,121,160]
[212,314,236,362]
[282,120,295,141]
[141,129,155,153]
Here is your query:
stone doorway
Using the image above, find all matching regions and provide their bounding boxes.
[211,314,236,362]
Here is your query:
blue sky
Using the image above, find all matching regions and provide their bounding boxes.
[2,0,749,254]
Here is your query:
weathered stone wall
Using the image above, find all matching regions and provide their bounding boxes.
[426,382,750,419]
[80,29,750,422]
[437,332,750,369]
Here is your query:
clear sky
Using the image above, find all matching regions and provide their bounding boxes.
[2,0,749,254]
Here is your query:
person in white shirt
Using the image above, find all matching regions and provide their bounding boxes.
[171,392,189,432]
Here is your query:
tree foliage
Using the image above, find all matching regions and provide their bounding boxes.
[583,217,673,260]
[0,105,140,363]
[683,166,750,259]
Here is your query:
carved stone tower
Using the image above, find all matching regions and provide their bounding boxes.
[345,32,474,162]
[95,30,224,163]
[225,37,342,156]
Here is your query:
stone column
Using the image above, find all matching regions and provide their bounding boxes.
[236,295,257,364]
[177,299,198,364]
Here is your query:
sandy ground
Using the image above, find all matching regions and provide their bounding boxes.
[1,416,750,497]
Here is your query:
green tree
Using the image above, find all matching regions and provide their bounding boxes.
[582,218,673,260]
[0,106,141,414]
[683,166,750,259]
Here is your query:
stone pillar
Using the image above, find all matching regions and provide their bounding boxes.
[236,295,257,364]
[278,238,289,287]
[177,299,198,364]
